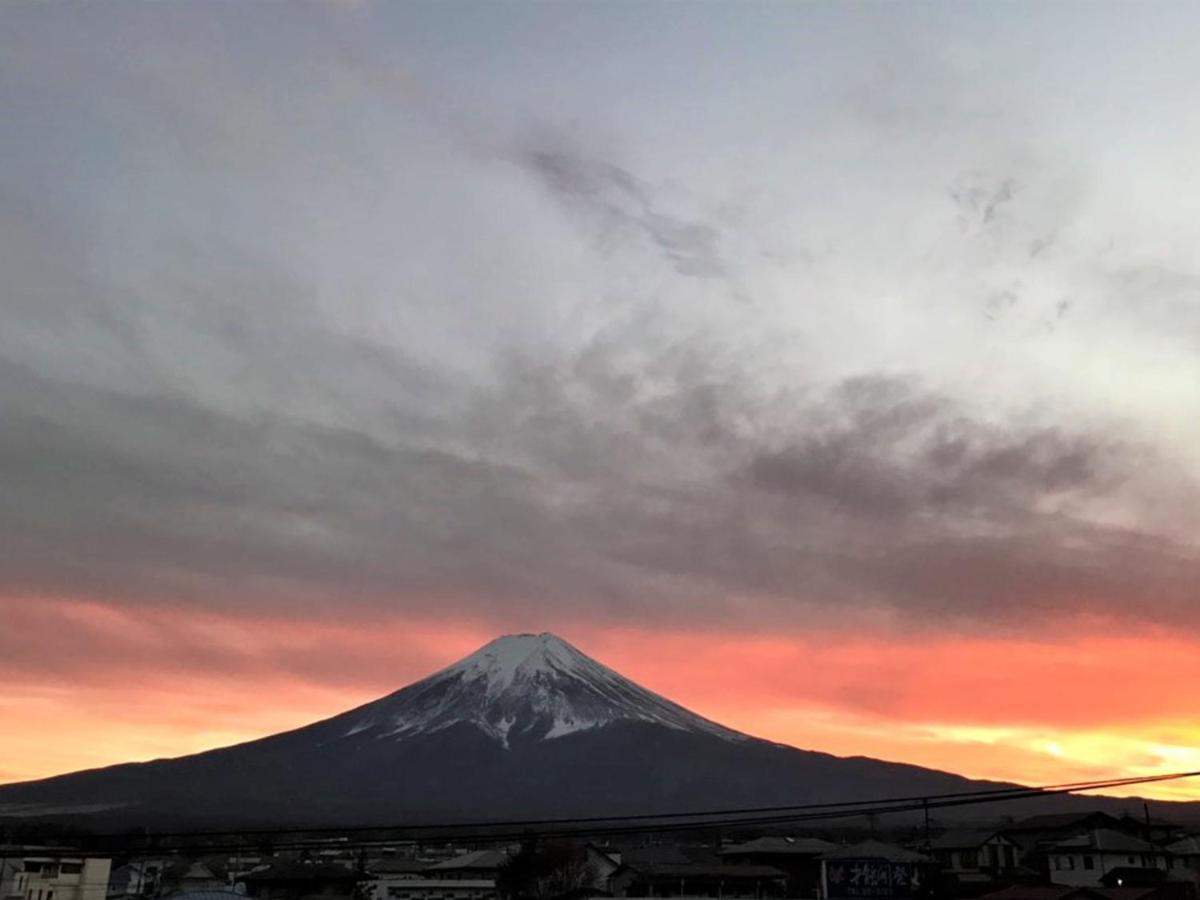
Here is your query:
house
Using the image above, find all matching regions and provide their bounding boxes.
[1097,870,1167,889]
[368,851,506,900]
[930,831,1023,874]
[169,863,228,896]
[366,859,433,900]
[1115,819,1184,848]
[223,857,267,889]
[583,846,623,895]
[977,884,1187,900]
[2,858,17,900]
[609,846,786,898]
[1164,838,1200,883]
[107,863,156,900]
[3,857,20,900]
[1047,831,1167,888]
[241,861,360,900]
[721,837,838,898]
[978,887,1109,900]
[1005,816,1128,855]
[164,892,246,900]
[425,853,508,884]
[722,839,839,859]
[369,879,496,900]
[369,861,430,880]
[0,850,111,900]
[112,857,236,899]
[107,858,188,900]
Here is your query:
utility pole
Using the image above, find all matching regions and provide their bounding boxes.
[1144,802,1155,867]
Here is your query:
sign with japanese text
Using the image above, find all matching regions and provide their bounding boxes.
[823,860,922,899]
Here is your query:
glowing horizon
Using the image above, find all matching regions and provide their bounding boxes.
[3,2,1200,815]
[5,607,1199,804]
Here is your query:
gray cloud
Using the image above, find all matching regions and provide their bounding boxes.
[518,138,727,279]
[2,299,1196,637]
[745,374,1121,519]
[950,172,1017,234]
[4,0,1200,650]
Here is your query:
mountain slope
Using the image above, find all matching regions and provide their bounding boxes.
[0,633,1178,828]
[331,632,743,746]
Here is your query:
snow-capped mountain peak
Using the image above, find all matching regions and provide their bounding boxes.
[441,632,594,694]
[336,632,744,748]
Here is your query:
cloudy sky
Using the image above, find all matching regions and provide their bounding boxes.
[4,2,1200,798]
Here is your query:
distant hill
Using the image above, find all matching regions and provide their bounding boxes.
[1,633,1194,829]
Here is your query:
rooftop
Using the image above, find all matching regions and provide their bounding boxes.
[978,886,1162,900]
[722,837,838,857]
[1008,813,1124,832]
[821,841,929,863]
[623,862,786,880]
[1166,837,1200,855]
[368,859,430,875]
[241,862,359,883]
[1050,830,1156,854]
[165,892,247,900]
[931,830,1006,850]
[426,850,508,872]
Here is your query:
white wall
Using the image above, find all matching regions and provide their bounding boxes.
[1049,851,1165,887]
[9,857,112,900]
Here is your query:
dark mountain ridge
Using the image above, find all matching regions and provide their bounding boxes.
[0,633,1191,829]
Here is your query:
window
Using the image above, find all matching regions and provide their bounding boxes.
[60,865,83,876]
[1083,857,1095,871]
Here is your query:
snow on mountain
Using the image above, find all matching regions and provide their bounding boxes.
[0,629,1137,829]
[334,632,745,748]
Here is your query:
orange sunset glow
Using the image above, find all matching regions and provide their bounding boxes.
[5,0,1200,838]
[5,599,1199,801]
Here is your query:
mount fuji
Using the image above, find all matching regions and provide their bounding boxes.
[0,633,1158,828]
[337,632,742,747]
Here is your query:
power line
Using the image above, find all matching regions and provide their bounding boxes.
[44,768,1200,857]
[79,769,1200,842]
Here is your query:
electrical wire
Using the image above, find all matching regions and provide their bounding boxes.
[26,768,1195,857]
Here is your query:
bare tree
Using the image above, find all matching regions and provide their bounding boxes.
[497,841,598,900]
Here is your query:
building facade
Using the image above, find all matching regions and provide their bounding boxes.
[1047,831,1166,888]
[2,852,111,900]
